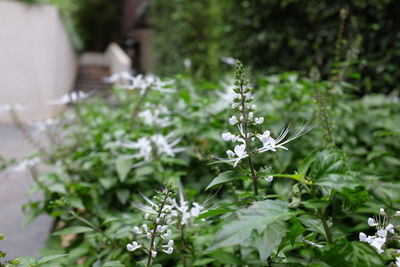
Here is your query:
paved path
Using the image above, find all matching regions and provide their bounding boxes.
[0,124,52,260]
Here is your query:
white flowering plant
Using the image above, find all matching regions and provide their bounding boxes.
[2,60,400,266]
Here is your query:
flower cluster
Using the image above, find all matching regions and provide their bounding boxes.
[127,184,176,265]
[220,61,309,167]
[121,132,185,165]
[105,72,175,94]
[48,91,88,105]
[138,104,172,128]
[29,118,59,132]
[173,187,206,226]
[0,104,28,113]
[12,157,41,172]
[359,208,400,258]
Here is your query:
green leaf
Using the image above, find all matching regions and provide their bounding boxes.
[208,200,293,251]
[193,258,214,266]
[53,226,94,235]
[298,215,326,236]
[321,240,384,267]
[102,261,125,267]
[116,188,130,204]
[286,217,306,247]
[37,254,68,265]
[206,171,240,190]
[99,177,117,189]
[198,209,234,219]
[256,222,287,260]
[68,196,84,209]
[47,184,67,194]
[115,157,132,182]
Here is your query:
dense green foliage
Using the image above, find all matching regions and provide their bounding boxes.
[2,65,398,266]
[151,0,400,94]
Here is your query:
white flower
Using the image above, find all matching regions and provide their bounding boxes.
[164,240,174,248]
[163,247,174,254]
[151,250,158,258]
[133,226,142,234]
[49,91,88,105]
[221,57,236,65]
[266,176,274,182]
[369,236,386,254]
[395,211,400,217]
[250,104,257,110]
[226,150,235,158]
[248,112,254,121]
[230,144,248,167]
[138,108,171,128]
[368,218,377,227]
[257,125,311,153]
[127,241,141,252]
[190,202,203,217]
[379,208,385,215]
[396,257,400,267]
[359,232,368,242]
[229,116,238,125]
[162,229,172,240]
[142,224,148,232]
[144,213,150,220]
[121,133,185,163]
[254,117,264,124]
[146,232,152,240]
[221,132,235,142]
[377,229,387,238]
[0,104,28,113]
[13,157,41,172]
[386,224,395,234]
[183,58,191,69]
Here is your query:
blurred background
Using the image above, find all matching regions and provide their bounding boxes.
[1,0,399,123]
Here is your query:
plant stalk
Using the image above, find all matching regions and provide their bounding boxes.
[239,82,258,196]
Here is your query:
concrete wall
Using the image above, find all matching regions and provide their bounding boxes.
[131,28,154,73]
[0,1,77,123]
[106,43,132,74]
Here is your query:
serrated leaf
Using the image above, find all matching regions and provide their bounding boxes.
[208,200,293,251]
[37,254,68,265]
[115,157,132,182]
[102,261,125,267]
[256,222,287,260]
[206,171,240,190]
[116,188,130,204]
[47,184,67,194]
[53,226,94,235]
[321,240,384,267]
[287,217,306,247]
[198,209,233,219]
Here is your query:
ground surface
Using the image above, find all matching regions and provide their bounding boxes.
[0,124,52,260]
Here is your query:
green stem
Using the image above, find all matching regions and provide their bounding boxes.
[319,209,333,244]
[146,191,169,267]
[69,210,116,246]
[239,82,258,196]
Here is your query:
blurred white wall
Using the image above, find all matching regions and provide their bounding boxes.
[0,1,77,123]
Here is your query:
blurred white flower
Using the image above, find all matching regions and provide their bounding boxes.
[229,116,238,125]
[0,104,28,113]
[49,91,88,105]
[221,57,236,65]
[184,58,192,69]
[127,241,141,252]
[13,157,40,172]
[368,217,377,227]
[138,105,171,128]
[30,118,59,132]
